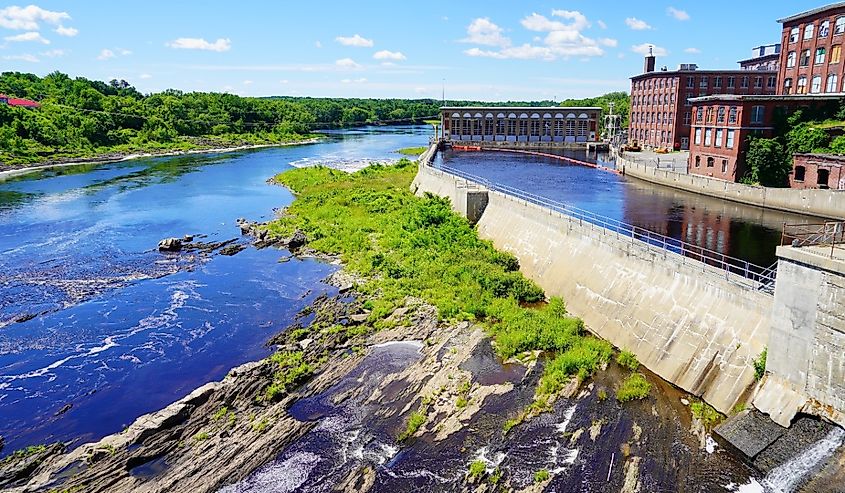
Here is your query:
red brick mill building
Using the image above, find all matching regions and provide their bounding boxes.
[629,2,845,189]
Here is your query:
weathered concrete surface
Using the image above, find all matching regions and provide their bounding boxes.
[619,156,845,221]
[410,161,489,226]
[756,245,845,427]
[714,409,786,458]
[414,163,772,414]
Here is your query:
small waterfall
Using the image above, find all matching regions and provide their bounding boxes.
[761,427,845,493]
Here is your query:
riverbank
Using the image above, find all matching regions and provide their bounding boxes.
[618,154,845,220]
[0,137,322,181]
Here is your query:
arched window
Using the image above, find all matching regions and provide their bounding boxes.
[827,74,838,93]
[729,106,738,124]
[805,23,815,40]
[797,76,808,94]
[783,78,793,94]
[811,75,822,93]
[836,17,845,35]
[789,27,799,43]
[820,20,830,37]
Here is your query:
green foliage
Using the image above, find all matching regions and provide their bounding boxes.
[745,138,791,187]
[456,396,468,409]
[732,402,747,414]
[787,122,831,155]
[1,444,47,464]
[537,338,613,396]
[396,146,428,156]
[597,388,608,401]
[753,348,767,381]
[690,401,722,428]
[616,373,651,402]
[212,406,229,421]
[398,409,427,442]
[560,91,630,133]
[503,418,521,434]
[252,418,270,434]
[468,460,487,481]
[616,350,639,371]
[265,351,313,401]
[192,432,210,442]
[534,469,551,483]
[489,467,503,485]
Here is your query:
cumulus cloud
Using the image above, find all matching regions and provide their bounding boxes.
[550,10,590,30]
[40,48,64,57]
[684,47,701,54]
[598,38,618,47]
[97,49,115,60]
[373,50,406,61]
[667,7,690,21]
[0,5,69,30]
[3,53,39,62]
[625,17,652,30]
[335,34,373,47]
[166,37,231,52]
[632,43,667,56]
[461,18,510,47]
[597,20,607,29]
[55,25,77,37]
[4,31,49,44]
[335,57,362,70]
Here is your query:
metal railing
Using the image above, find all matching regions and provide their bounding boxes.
[782,221,845,258]
[435,162,778,291]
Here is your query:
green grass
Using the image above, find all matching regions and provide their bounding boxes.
[0,444,47,464]
[616,373,651,402]
[265,351,313,401]
[489,467,503,485]
[267,161,610,414]
[534,469,550,482]
[398,409,427,442]
[468,460,487,481]
[753,348,767,381]
[691,401,723,428]
[396,146,429,156]
[193,432,210,442]
[616,350,639,371]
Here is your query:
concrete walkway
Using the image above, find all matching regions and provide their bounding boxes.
[619,150,689,174]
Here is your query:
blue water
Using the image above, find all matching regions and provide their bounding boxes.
[435,149,817,268]
[0,126,432,454]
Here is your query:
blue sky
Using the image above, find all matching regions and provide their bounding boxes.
[0,1,829,100]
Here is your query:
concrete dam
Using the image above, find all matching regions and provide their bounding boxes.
[413,143,845,438]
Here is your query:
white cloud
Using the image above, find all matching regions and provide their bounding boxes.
[335,57,362,70]
[415,86,428,94]
[340,77,367,83]
[461,18,510,47]
[97,49,115,60]
[4,31,49,44]
[550,10,590,30]
[315,41,322,48]
[684,47,701,54]
[667,7,690,21]
[40,49,64,57]
[373,50,406,61]
[242,80,253,85]
[166,37,231,52]
[279,79,289,84]
[335,34,373,47]
[625,17,652,30]
[632,43,667,56]
[55,25,77,37]
[597,20,607,29]
[598,38,618,47]
[120,49,132,56]
[140,73,152,79]
[521,13,568,32]
[0,5,69,30]
[3,53,39,62]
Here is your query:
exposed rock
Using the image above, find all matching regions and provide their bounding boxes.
[333,466,375,492]
[620,456,642,493]
[349,313,370,323]
[0,435,3,454]
[287,230,307,250]
[298,338,314,350]
[0,443,66,490]
[54,403,72,416]
[158,238,183,252]
[183,235,194,242]
[680,398,690,406]
[219,244,246,256]
[590,419,603,441]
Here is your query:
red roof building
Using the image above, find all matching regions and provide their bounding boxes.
[0,94,40,108]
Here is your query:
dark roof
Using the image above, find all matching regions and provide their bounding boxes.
[777,2,845,23]
[631,69,777,80]
[440,106,601,111]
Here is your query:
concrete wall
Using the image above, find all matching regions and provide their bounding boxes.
[619,156,845,221]
[755,246,845,427]
[414,162,773,414]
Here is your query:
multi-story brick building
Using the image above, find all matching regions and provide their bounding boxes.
[629,52,777,151]
[739,44,782,71]
[778,2,845,95]
[687,94,842,181]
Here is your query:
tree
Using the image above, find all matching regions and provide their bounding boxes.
[745,138,791,187]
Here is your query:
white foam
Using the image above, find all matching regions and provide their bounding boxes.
[555,405,577,435]
[761,427,845,493]
[219,451,322,493]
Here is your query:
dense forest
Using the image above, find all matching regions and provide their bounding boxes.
[559,91,629,132]
[0,71,628,168]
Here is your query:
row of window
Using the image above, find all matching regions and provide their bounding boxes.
[632,77,679,90]
[684,75,774,89]
[632,128,673,145]
[785,46,842,68]
[630,111,677,125]
[632,93,676,106]
[694,128,737,149]
[694,155,731,174]
[788,18,845,44]
[783,73,841,94]
[695,106,740,125]
[449,119,589,137]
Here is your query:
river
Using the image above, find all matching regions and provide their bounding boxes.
[0,127,840,492]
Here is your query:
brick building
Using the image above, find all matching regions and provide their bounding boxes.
[778,2,845,95]
[791,153,845,189]
[688,94,842,180]
[738,44,782,71]
[629,52,777,151]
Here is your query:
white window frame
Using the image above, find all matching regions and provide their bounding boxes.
[704,128,713,146]
[694,128,702,145]
[805,23,815,40]
[715,128,724,148]
[726,129,735,149]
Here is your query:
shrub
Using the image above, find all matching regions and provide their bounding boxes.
[467,460,487,482]
[616,373,651,402]
[265,351,313,401]
[398,409,427,442]
[489,467,503,485]
[753,348,767,381]
[691,401,722,428]
[534,469,550,483]
[456,396,468,409]
[616,350,639,371]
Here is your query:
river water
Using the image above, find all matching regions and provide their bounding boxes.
[0,127,840,492]
[0,126,430,455]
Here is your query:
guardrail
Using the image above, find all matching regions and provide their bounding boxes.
[434,161,777,291]
[782,221,845,258]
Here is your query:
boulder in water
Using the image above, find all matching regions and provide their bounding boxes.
[287,230,307,250]
[158,238,183,252]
